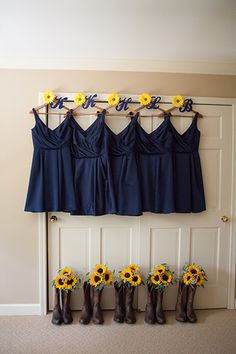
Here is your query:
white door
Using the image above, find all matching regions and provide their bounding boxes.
[47,95,233,311]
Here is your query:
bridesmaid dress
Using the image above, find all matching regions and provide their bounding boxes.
[24,109,77,212]
[135,113,175,213]
[70,110,116,215]
[169,112,206,212]
[105,112,142,216]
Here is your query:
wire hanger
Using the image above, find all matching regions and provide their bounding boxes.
[158,96,203,118]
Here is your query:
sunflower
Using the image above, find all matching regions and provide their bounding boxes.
[127,264,139,272]
[196,273,204,286]
[151,273,161,285]
[65,275,77,290]
[54,275,65,289]
[154,265,166,275]
[161,272,170,284]
[183,272,194,285]
[108,93,120,106]
[172,95,184,108]
[130,274,142,287]
[120,268,133,282]
[43,90,55,104]
[74,93,87,106]
[94,264,107,275]
[90,272,103,287]
[60,267,72,277]
[103,270,113,284]
[188,265,201,276]
[139,93,152,106]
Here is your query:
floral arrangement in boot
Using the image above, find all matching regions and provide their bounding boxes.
[145,263,174,324]
[114,264,143,324]
[51,267,80,325]
[176,263,207,323]
[87,264,114,324]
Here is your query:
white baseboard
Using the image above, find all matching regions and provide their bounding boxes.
[0,304,41,316]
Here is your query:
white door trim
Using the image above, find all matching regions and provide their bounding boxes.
[38,96,236,314]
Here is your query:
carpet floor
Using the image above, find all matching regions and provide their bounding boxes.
[0,310,236,354]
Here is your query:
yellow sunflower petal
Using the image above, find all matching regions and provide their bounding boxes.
[130,274,142,287]
[188,265,201,276]
[94,264,107,275]
[154,265,166,274]
[103,270,113,284]
[60,267,72,277]
[139,93,152,106]
[151,273,161,285]
[172,95,184,108]
[108,93,120,106]
[74,93,86,106]
[120,268,133,282]
[183,272,194,285]
[90,272,103,287]
[54,275,65,289]
[43,90,55,104]
[127,264,139,272]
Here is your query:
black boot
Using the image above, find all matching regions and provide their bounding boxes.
[186,285,197,323]
[79,281,92,325]
[62,290,73,324]
[113,282,125,323]
[92,287,104,324]
[156,289,166,324]
[51,288,63,325]
[175,281,187,322]
[145,284,157,324]
[125,286,136,324]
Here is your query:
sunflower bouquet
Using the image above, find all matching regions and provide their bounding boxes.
[147,263,174,291]
[52,267,80,292]
[116,264,143,287]
[88,264,114,290]
[181,264,207,287]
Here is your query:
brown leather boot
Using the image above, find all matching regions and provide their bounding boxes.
[114,282,125,323]
[62,290,73,324]
[156,289,166,324]
[51,288,63,325]
[125,286,136,324]
[92,287,104,324]
[79,281,92,325]
[186,285,197,323]
[145,284,157,324]
[175,281,187,322]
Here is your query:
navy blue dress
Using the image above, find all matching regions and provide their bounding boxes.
[105,113,142,216]
[169,112,206,212]
[70,111,116,215]
[135,114,175,213]
[25,109,77,212]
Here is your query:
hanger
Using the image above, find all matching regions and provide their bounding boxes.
[29,91,70,116]
[158,96,203,118]
[125,93,167,118]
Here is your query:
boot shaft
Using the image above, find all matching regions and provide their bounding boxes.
[125,286,135,306]
[93,287,103,306]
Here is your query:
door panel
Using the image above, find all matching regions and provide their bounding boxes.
[47,98,232,311]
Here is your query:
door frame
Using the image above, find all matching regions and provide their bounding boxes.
[37,95,236,315]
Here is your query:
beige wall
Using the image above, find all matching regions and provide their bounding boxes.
[0,69,236,305]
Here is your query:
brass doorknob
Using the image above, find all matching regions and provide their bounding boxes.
[50,215,57,223]
[221,215,229,222]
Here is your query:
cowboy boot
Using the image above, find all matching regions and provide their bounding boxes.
[175,281,187,322]
[186,285,197,323]
[51,288,63,325]
[156,289,166,324]
[79,281,92,325]
[125,286,136,324]
[62,290,73,324]
[92,287,104,324]
[114,282,125,323]
[145,284,157,324]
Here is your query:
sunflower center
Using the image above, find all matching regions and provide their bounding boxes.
[97,268,103,274]
[94,276,101,282]
[105,274,109,281]
[187,275,191,280]
[67,279,73,285]
[154,275,159,281]
[59,279,64,285]
[191,269,197,274]
[132,276,138,282]
[162,274,168,281]
[125,273,130,278]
